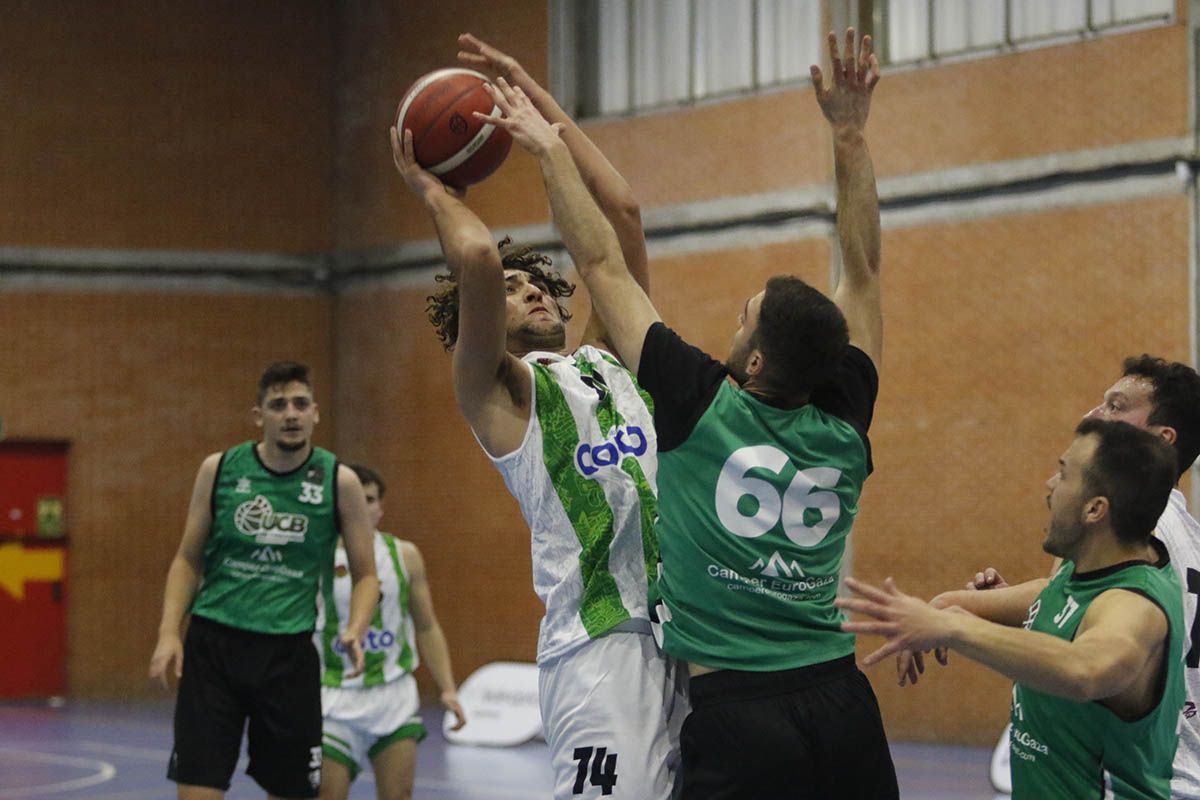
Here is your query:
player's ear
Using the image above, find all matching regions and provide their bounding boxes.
[252,405,263,429]
[1151,424,1177,447]
[312,403,320,425]
[747,350,765,378]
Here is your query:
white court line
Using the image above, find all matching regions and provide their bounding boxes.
[0,748,116,797]
[80,741,168,761]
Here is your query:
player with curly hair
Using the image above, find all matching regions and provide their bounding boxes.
[392,34,686,800]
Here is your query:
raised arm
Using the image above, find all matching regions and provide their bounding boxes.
[402,541,466,730]
[149,452,219,688]
[458,34,648,349]
[477,79,659,374]
[812,29,882,367]
[337,465,381,679]
[389,126,530,456]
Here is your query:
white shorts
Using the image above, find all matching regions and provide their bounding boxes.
[540,630,689,800]
[320,675,427,780]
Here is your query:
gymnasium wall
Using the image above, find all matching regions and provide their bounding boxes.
[0,290,333,697]
[0,0,1193,749]
[0,0,338,699]
[0,0,336,251]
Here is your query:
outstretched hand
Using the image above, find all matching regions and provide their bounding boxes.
[810,28,880,132]
[837,576,963,669]
[475,77,564,157]
[458,33,540,97]
[388,126,464,201]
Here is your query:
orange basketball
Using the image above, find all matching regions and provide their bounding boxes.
[396,68,513,190]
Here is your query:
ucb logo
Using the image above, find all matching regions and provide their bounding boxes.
[234,495,309,542]
[575,425,647,477]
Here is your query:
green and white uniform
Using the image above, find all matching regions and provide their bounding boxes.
[193,442,339,633]
[315,532,426,778]
[1009,540,1184,800]
[487,346,659,663]
[483,346,685,800]
[316,532,419,686]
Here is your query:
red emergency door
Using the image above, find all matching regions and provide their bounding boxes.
[0,440,69,697]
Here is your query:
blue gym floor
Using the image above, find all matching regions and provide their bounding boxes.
[0,700,1006,799]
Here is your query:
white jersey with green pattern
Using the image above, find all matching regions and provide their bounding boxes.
[483,346,659,664]
[315,532,418,688]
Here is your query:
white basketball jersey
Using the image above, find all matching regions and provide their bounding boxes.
[315,532,418,688]
[483,346,659,664]
[1159,489,1200,799]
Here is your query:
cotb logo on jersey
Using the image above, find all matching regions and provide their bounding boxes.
[332,629,396,653]
[234,494,309,544]
[575,425,648,477]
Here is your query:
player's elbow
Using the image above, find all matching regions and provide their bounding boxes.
[610,197,643,235]
[1066,661,1130,703]
[448,236,500,274]
[575,251,620,281]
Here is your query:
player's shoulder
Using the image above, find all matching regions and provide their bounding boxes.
[198,450,226,476]
[1157,491,1200,543]
[394,538,421,557]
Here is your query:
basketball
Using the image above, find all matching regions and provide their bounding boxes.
[396,68,513,189]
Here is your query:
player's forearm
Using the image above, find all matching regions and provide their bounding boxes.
[157,555,202,636]
[531,103,647,291]
[946,613,1120,702]
[538,141,624,280]
[416,624,458,695]
[832,128,880,287]
[525,86,633,211]
[423,192,498,280]
[345,574,381,637]
[931,579,1048,627]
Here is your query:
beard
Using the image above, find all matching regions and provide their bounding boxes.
[277,437,308,453]
[1041,518,1077,559]
[724,342,751,385]
[514,319,566,352]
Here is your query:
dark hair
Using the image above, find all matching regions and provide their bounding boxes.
[749,276,849,394]
[1123,354,1200,479]
[1074,418,1177,544]
[257,361,311,404]
[349,464,385,498]
[426,237,575,351]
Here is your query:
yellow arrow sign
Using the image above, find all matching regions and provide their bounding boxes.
[0,542,64,601]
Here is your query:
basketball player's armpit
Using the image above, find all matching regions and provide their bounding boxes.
[497,354,532,410]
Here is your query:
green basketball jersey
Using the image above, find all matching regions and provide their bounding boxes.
[656,381,868,671]
[1009,543,1184,800]
[191,442,340,634]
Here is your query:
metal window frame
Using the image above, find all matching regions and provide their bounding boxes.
[879,0,1172,67]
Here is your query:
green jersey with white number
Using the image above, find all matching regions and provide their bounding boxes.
[191,442,339,634]
[1009,542,1184,800]
[637,323,878,672]
[484,346,659,664]
[315,532,417,688]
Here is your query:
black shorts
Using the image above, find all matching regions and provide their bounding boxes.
[167,615,322,798]
[680,655,898,800]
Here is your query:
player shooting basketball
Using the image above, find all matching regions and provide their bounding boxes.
[389,34,686,800]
